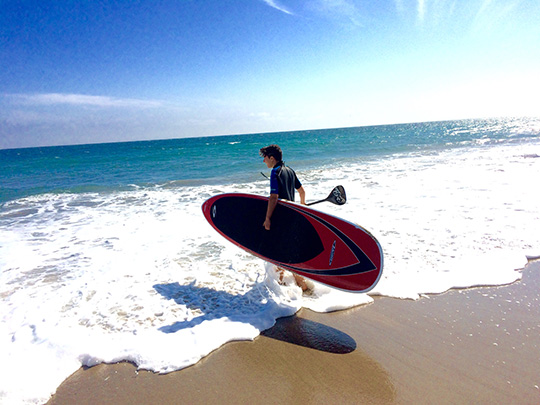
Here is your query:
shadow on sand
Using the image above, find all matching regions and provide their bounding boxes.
[261,315,356,354]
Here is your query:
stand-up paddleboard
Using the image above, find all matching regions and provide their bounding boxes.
[202,192,383,292]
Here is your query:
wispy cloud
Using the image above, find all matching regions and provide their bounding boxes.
[395,0,521,32]
[261,0,293,15]
[0,93,186,148]
[471,0,519,34]
[261,0,364,28]
[4,93,163,109]
[417,0,426,24]
[477,0,493,16]
[394,0,405,14]
[307,0,363,27]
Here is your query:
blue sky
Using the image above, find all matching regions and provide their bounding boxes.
[1,0,539,149]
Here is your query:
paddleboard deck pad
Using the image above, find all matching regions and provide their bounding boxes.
[202,193,383,292]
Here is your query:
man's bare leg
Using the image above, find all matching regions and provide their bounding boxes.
[276,267,310,292]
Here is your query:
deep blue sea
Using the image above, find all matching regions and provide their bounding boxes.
[1,117,540,403]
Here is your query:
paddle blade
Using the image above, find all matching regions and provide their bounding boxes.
[328,185,346,205]
[307,186,347,206]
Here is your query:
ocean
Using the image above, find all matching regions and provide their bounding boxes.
[1,117,540,403]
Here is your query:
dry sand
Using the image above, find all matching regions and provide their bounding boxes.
[48,260,540,404]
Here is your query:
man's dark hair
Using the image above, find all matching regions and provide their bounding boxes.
[259,144,283,162]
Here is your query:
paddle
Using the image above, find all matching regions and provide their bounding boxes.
[260,173,346,206]
[307,185,347,206]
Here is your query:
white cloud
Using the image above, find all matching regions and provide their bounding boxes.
[308,0,363,27]
[4,93,163,109]
[261,0,293,15]
[417,0,426,23]
[261,0,363,27]
[471,0,519,35]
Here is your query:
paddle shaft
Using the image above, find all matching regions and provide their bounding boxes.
[260,173,345,206]
[306,198,330,206]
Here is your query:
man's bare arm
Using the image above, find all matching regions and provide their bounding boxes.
[297,186,306,205]
[263,193,278,230]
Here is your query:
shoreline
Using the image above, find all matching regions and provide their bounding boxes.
[48,260,540,404]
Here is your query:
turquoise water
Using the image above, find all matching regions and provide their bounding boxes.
[2,117,538,203]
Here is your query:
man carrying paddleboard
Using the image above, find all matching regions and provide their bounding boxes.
[259,144,310,292]
[260,144,306,230]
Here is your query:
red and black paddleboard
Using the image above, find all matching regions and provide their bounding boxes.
[202,193,383,292]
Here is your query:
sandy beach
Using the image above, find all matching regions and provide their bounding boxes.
[48,260,540,404]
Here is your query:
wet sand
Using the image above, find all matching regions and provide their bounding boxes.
[48,260,540,404]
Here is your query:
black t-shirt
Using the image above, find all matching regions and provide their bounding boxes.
[270,163,302,201]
